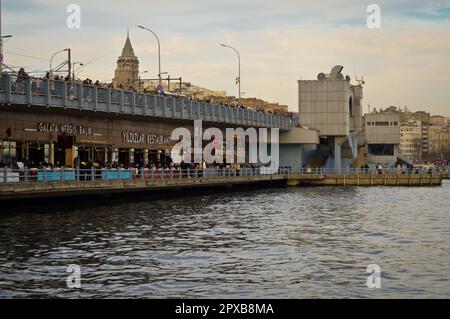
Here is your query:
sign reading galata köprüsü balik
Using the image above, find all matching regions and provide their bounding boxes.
[38,122,94,136]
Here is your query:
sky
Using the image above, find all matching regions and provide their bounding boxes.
[2,0,450,116]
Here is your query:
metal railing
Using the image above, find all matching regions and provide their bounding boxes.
[0,73,293,130]
[0,166,286,183]
[1,166,448,184]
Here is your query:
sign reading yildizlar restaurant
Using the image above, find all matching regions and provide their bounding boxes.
[38,122,94,136]
[123,131,172,146]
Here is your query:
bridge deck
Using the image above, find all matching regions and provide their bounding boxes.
[0,74,292,130]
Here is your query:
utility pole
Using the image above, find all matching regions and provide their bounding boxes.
[72,61,83,81]
[67,48,72,80]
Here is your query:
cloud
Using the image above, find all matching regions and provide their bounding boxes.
[3,0,450,115]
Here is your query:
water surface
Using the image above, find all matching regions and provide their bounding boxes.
[1,182,449,298]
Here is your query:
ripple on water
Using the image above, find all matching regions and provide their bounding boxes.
[1,181,450,298]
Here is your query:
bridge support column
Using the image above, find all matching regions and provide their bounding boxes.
[334,141,342,174]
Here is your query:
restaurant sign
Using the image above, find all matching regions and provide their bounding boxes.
[122,131,172,146]
[38,122,94,136]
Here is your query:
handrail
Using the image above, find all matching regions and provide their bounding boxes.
[1,166,448,184]
[0,73,293,130]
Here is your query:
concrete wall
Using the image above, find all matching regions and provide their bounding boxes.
[279,126,320,145]
[279,144,303,169]
[298,79,351,136]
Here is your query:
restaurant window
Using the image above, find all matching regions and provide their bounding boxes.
[27,143,48,166]
[119,148,130,167]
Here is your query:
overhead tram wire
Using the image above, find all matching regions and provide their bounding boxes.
[4,50,50,62]
[73,52,117,78]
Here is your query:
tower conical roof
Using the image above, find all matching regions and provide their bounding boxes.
[120,31,136,58]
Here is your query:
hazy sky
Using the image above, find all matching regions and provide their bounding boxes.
[2,0,450,115]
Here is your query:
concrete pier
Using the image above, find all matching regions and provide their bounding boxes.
[288,173,443,187]
[0,173,443,202]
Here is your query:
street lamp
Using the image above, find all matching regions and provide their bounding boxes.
[137,25,162,85]
[221,43,241,101]
[139,70,148,90]
[49,48,70,73]
[72,61,83,80]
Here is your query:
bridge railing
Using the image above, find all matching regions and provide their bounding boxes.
[1,166,286,183]
[1,166,447,184]
[0,73,293,130]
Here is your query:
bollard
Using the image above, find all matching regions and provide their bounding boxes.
[24,166,29,182]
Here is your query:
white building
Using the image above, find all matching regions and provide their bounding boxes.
[400,120,422,162]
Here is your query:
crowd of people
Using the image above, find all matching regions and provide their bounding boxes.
[7,68,292,116]
[2,157,278,181]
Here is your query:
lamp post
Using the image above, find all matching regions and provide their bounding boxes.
[139,70,148,90]
[221,43,241,101]
[72,61,83,81]
[137,25,162,86]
